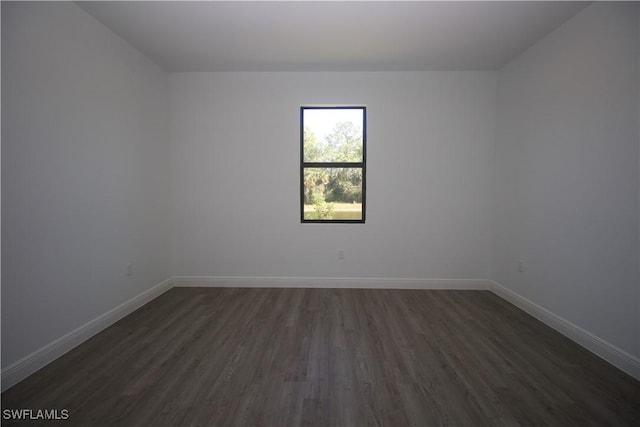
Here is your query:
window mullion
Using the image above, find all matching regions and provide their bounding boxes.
[303,162,363,168]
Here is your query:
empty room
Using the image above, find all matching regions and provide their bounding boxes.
[2,1,639,425]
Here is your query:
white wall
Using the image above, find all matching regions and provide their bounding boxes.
[1,2,171,368]
[169,72,495,280]
[493,2,640,357]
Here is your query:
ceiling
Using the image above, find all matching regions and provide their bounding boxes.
[77,1,590,72]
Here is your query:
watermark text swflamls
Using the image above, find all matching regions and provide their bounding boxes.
[3,409,69,421]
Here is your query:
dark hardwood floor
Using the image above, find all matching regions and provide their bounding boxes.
[3,288,640,426]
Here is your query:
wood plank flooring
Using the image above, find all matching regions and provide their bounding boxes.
[2,288,640,426]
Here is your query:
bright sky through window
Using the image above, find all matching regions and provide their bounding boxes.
[303,109,364,142]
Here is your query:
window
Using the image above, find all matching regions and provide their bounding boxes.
[300,106,366,223]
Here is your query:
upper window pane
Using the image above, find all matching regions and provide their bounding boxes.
[303,108,364,163]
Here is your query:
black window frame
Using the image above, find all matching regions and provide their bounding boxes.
[300,106,367,224]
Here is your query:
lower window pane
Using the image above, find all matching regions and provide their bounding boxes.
[303,168,363,221]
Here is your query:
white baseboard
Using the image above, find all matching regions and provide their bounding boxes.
[1,278,173,392]
[170,276,491,290]
[488,280,640,381]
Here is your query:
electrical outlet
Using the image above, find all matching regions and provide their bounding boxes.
[518,260,524,273]
[338,249,345,260]
[126,263,133,277]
